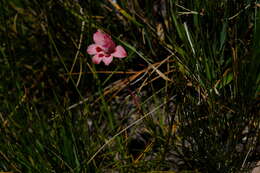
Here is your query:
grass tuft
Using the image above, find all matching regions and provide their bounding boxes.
[0,0,259,172]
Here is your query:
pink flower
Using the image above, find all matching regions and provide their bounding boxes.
[87,30,127,66]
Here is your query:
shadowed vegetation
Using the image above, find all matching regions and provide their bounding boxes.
[0,0,259,172]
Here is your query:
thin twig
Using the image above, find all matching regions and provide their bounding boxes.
[76,54,83,86]
[68,6,85,86]
[241,147,252,169]
[67,97,89,110]
[176,4,199,15]
[178,11,198,15]
[228,4,251,20]
[67,71,139,75]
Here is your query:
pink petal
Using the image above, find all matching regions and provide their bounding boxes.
[92,54,103,64]
[102,55,113,66]
[93,30,111,45]
[87,44,103,55]
[111,45,127,58]
[93,30,115,50]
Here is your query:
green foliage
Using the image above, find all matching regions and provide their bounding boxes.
[0,0,259,172]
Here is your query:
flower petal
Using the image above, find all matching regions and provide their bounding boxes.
[87,44,103,55]
[111,45,127,58]
[102,55,113,66]
[92,54,103,64]
[93,30,115,51]
[93,30,111,45]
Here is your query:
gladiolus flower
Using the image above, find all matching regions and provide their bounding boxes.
[87,30,127,66]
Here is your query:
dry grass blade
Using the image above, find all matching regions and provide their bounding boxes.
[96,58,173,102]
[122,40,172,82]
